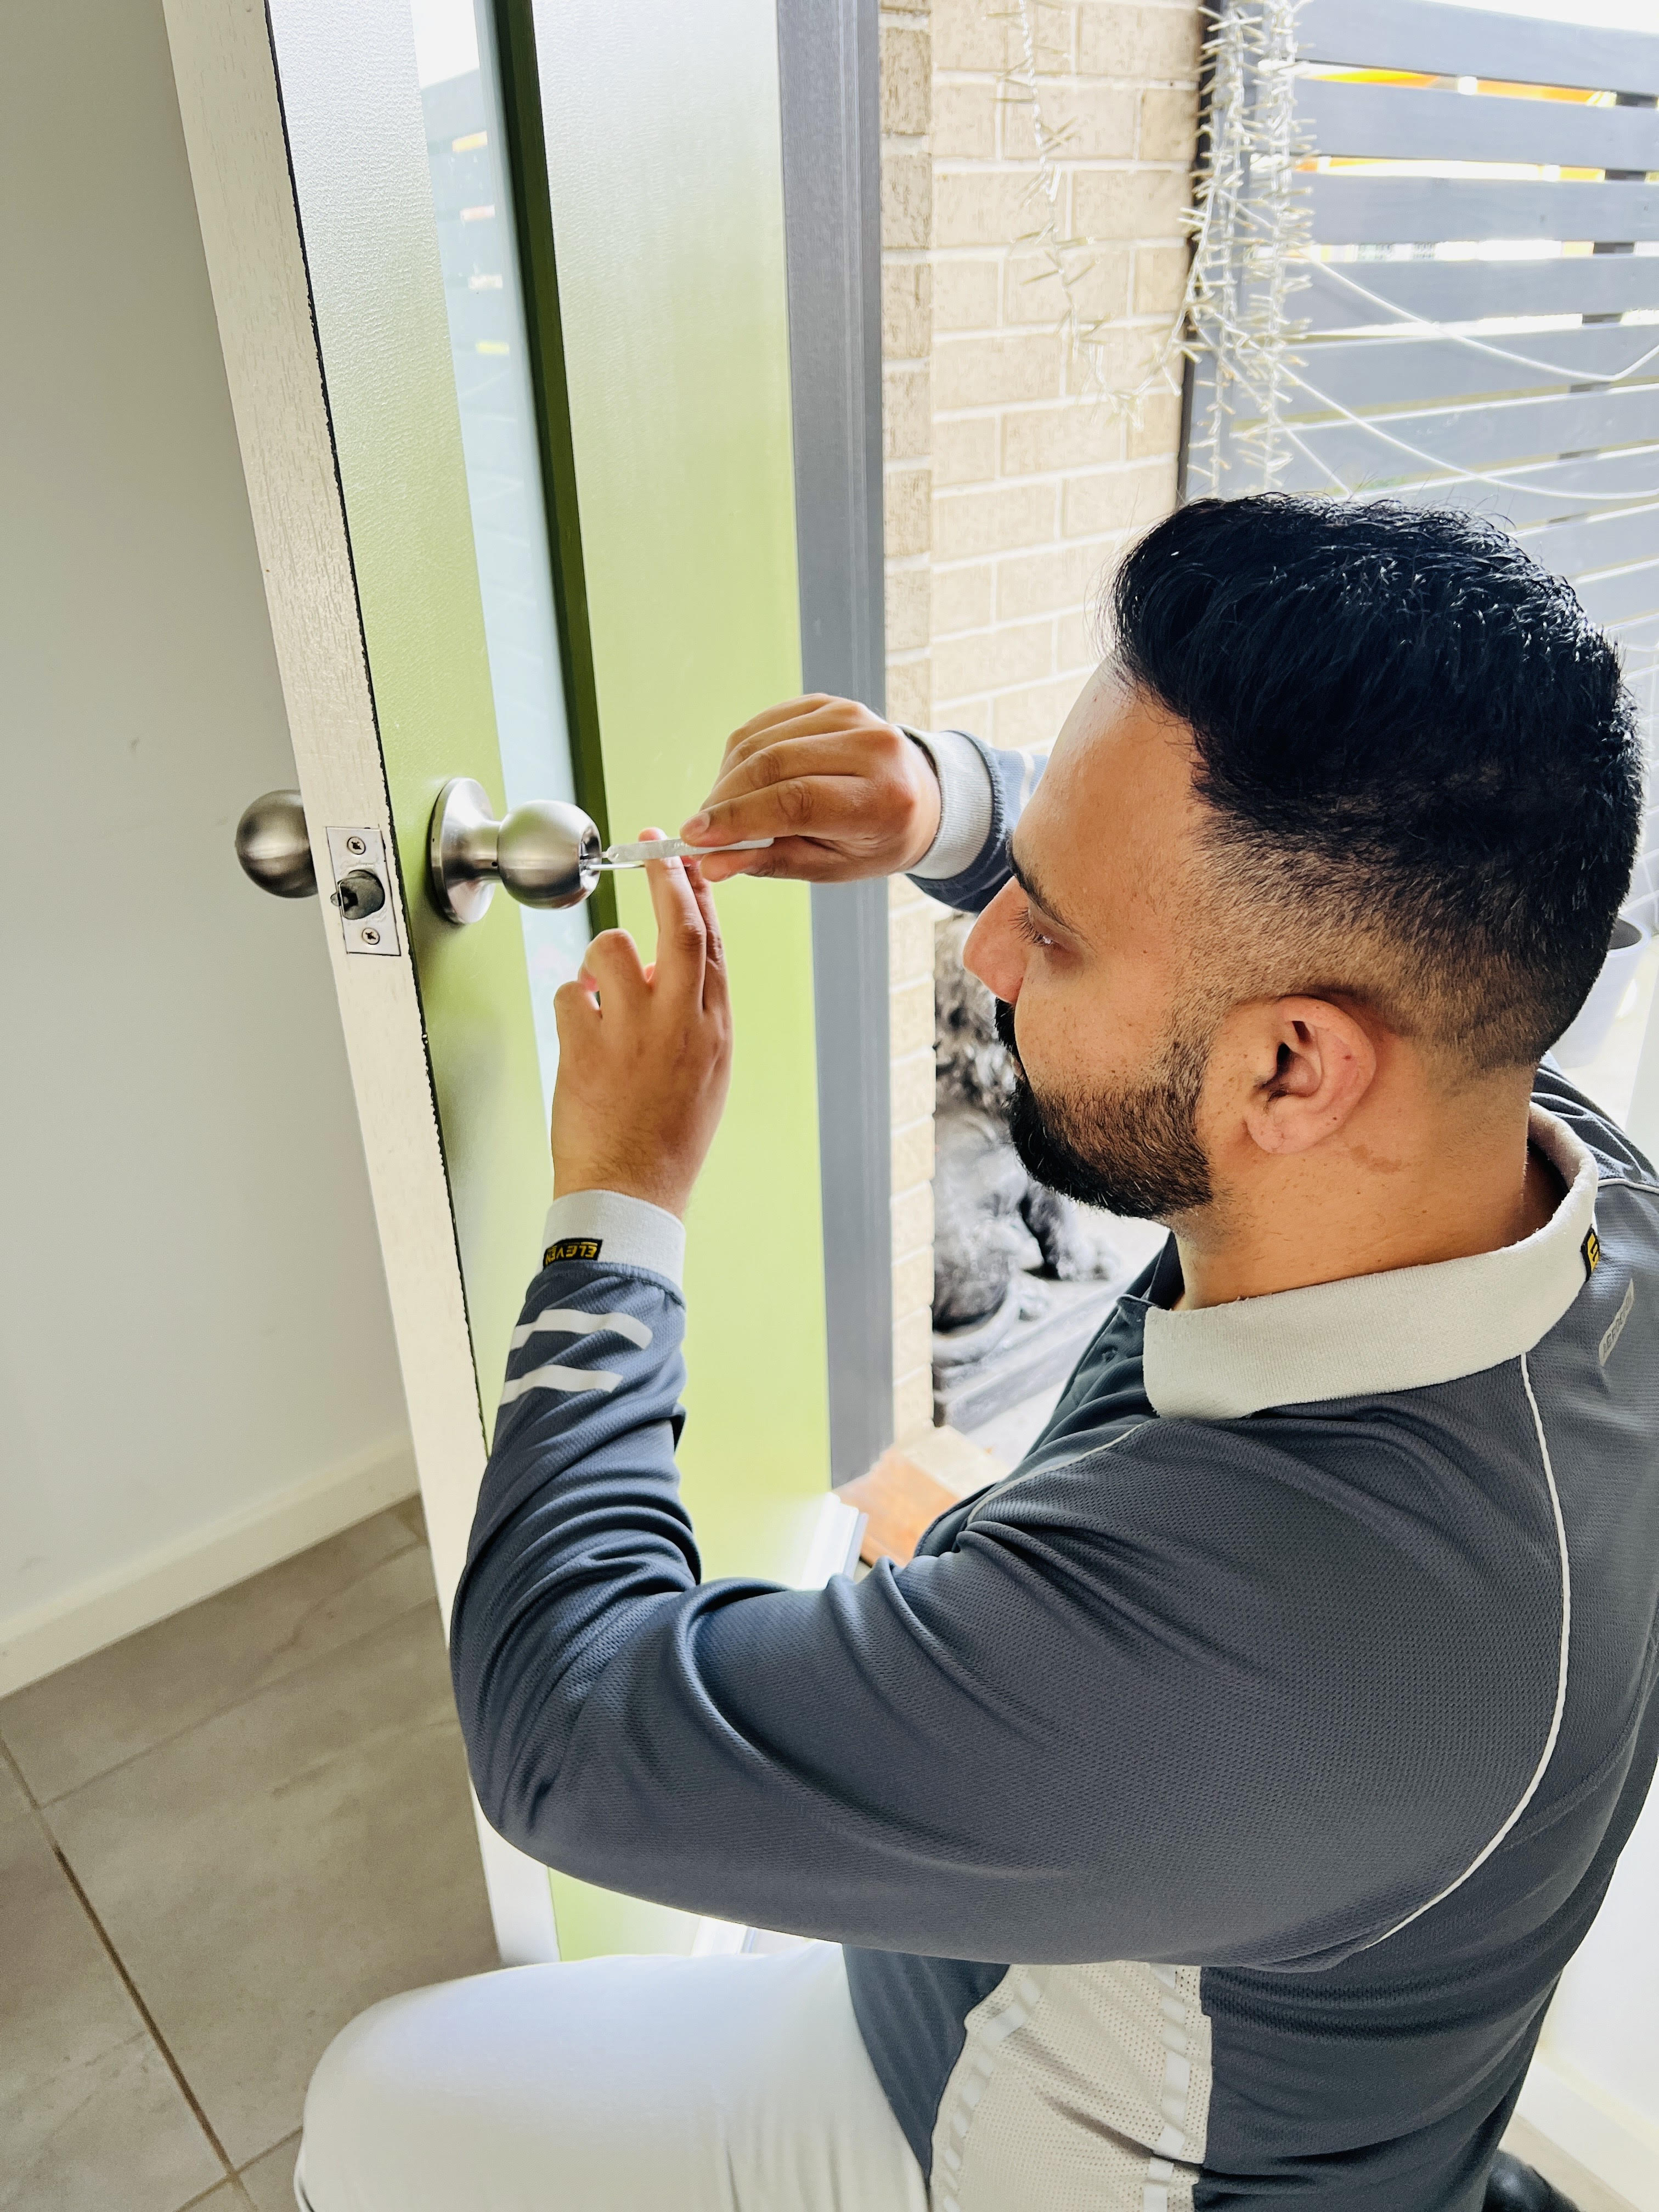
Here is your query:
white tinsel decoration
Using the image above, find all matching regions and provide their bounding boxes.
[1184,0,1313,494]
[1005,0,1311,480]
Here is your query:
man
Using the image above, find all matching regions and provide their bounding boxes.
[297,498,1659,2211]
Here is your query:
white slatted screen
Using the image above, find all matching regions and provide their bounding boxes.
[1187,0,1659,932]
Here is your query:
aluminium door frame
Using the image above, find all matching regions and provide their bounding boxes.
[776,0,896,1485]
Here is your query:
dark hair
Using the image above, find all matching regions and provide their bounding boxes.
[1107,495,1643,1069]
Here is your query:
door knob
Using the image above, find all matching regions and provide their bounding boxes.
[428,777,600,924]
[426,777,774,926]
[235,789,317,899]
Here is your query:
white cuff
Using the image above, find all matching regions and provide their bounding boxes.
[541,1190,685,1288]
[905,727,996,881]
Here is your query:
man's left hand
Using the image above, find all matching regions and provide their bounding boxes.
[550,833,733,1218]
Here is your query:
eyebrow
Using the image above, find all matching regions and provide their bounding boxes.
[1008,839,1082,939]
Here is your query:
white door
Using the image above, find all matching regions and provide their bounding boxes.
[163,0,855,1965]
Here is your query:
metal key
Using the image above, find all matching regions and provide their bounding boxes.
[597,837,775,868]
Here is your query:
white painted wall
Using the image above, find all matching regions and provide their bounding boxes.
[0,0,414,1692]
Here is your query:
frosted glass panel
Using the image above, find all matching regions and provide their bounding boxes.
[413,0,586,1116]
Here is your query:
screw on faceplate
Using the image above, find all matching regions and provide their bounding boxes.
[360,927,381,946]
[345,833,367,856]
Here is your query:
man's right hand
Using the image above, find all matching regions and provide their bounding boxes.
[679,695,941,882]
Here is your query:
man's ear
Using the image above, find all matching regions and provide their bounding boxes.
[1242,997,1378,1158]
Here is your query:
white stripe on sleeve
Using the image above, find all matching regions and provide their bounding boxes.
[510,1307,653,1351]
[499,1363,622,1404]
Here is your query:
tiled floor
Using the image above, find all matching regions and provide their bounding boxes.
[0,1500,1639,2212]
[0,1502,496,2211]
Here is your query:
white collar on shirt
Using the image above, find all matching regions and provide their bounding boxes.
[1140,1107,1600,1420]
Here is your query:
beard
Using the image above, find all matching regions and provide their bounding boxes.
[995,997,1214,1221]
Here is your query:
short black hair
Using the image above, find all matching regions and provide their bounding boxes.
[1107,494,1643,1069]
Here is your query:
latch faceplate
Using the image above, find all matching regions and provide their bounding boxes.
[325,825,402,958]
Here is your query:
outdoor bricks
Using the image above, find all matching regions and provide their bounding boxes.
[933,79,998,161]
[933,170,1047,252]
[1065,321,1167,398]
[933,415,999,488]
[891,1115,936,1194]
[1140,85,1200,161]
[931,690,992,732]
[893,1305,936,1385]
[886,564,931,654]
[1071,166,1189,240]
[894,1366,935,1443]
[1003,245,1130,329]
[1000,83,1137,163]
[932,258,1001,334]
[884,365,932,461]
[883,149,933,252]
[892,1181,935,1262]
[885,653,933,729]
[1002,399,1124,477]
[1000,251,1070,328]
[1128,388,1183,456]
[1077,3,1203,83]
[885,465,932,557]
[884,263,933,359]
[996,535,1116,620]
[882,24,931,138]
[891,1043,938,1128]
[1023,2,1082,72]
[892,973,936,1056]
[1062,458,1174,537]
[933,331,1062,410]
[932,0,1018,73]
[931,619,1056,703]
[932,560,996,636]
[1057,606,1100,669]
[994,674,1087,749]
[894,1246,936,1319]
[932,479,1057,561]
[878,0,1204,1424]
[1073,247,1137,328]
[894,1310,935,1391]
[890,899,939,986]
[1132,242,1188,317]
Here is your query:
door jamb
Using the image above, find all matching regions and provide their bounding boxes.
[776,0,896,1484]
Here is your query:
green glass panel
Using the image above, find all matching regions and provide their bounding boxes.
[522,0,833,1957]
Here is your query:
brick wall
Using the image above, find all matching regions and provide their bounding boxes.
[880,0,1201,1444]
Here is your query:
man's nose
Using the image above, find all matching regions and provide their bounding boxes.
[962,882,1025,1005]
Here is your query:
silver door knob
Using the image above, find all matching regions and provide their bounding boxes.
[235,789,318,898]
[428,777,600,925]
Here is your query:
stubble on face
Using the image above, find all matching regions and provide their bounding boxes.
[995,996,1214,1222]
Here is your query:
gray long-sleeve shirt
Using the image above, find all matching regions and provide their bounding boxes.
[450,735,1659,2211]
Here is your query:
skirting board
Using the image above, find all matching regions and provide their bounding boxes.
[0,1433,419,1697]
[1519,2055,1659,2212]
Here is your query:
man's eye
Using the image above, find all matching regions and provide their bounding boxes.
[1015,905,1056,950]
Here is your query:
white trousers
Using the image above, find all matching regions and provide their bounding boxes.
[295,1941,930,2212]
